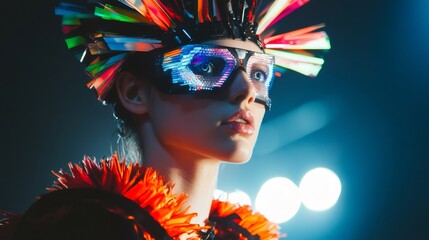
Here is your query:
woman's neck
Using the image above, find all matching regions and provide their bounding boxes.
[140,126,220,225]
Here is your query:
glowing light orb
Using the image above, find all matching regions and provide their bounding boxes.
[228,190,252,206]
[213,189,227,201]
[299,167,342,211]
[213,189,252,206]
[255,177,301,223]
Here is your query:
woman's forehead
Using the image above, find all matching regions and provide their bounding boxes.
[200,39,263,53]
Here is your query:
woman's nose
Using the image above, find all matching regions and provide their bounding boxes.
[228,69,257,106]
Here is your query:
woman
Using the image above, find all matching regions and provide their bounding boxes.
[0,0,330,239]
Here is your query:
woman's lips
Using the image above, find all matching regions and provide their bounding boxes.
[223,121,254,134]
[221,110,255,135]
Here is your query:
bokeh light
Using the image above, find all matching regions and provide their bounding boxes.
[213,189,227,201]
[214,189,252,206]
[228,190,252,206]
[255,177,301,223]
[299,168,342,211]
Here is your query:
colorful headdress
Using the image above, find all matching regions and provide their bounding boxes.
[56,0,331,101]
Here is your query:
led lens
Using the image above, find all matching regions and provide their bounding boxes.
[160,45,275,108]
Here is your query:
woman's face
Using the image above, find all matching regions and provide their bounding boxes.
[144,40,267,163]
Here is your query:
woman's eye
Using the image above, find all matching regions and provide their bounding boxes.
[190,57,226,76]
[252,70,267,82]
[198,62,214,74]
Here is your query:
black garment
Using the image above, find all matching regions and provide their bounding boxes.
[5,189,173,240]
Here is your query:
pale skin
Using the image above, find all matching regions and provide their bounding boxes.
[116,39,266,225]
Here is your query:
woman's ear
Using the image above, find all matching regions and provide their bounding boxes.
[115,71,149,115]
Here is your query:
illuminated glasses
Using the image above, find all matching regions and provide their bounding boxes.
[156,44,275,109]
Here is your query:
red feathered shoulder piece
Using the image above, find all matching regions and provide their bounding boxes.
[210,200,280,240]
[1,154,281,239]
[50,154,202,240]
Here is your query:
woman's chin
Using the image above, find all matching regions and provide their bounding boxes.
[216,147,254,164]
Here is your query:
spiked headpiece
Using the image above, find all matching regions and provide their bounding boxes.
[56,0,331,100]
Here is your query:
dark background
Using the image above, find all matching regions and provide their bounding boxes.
[1,0,429,239]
